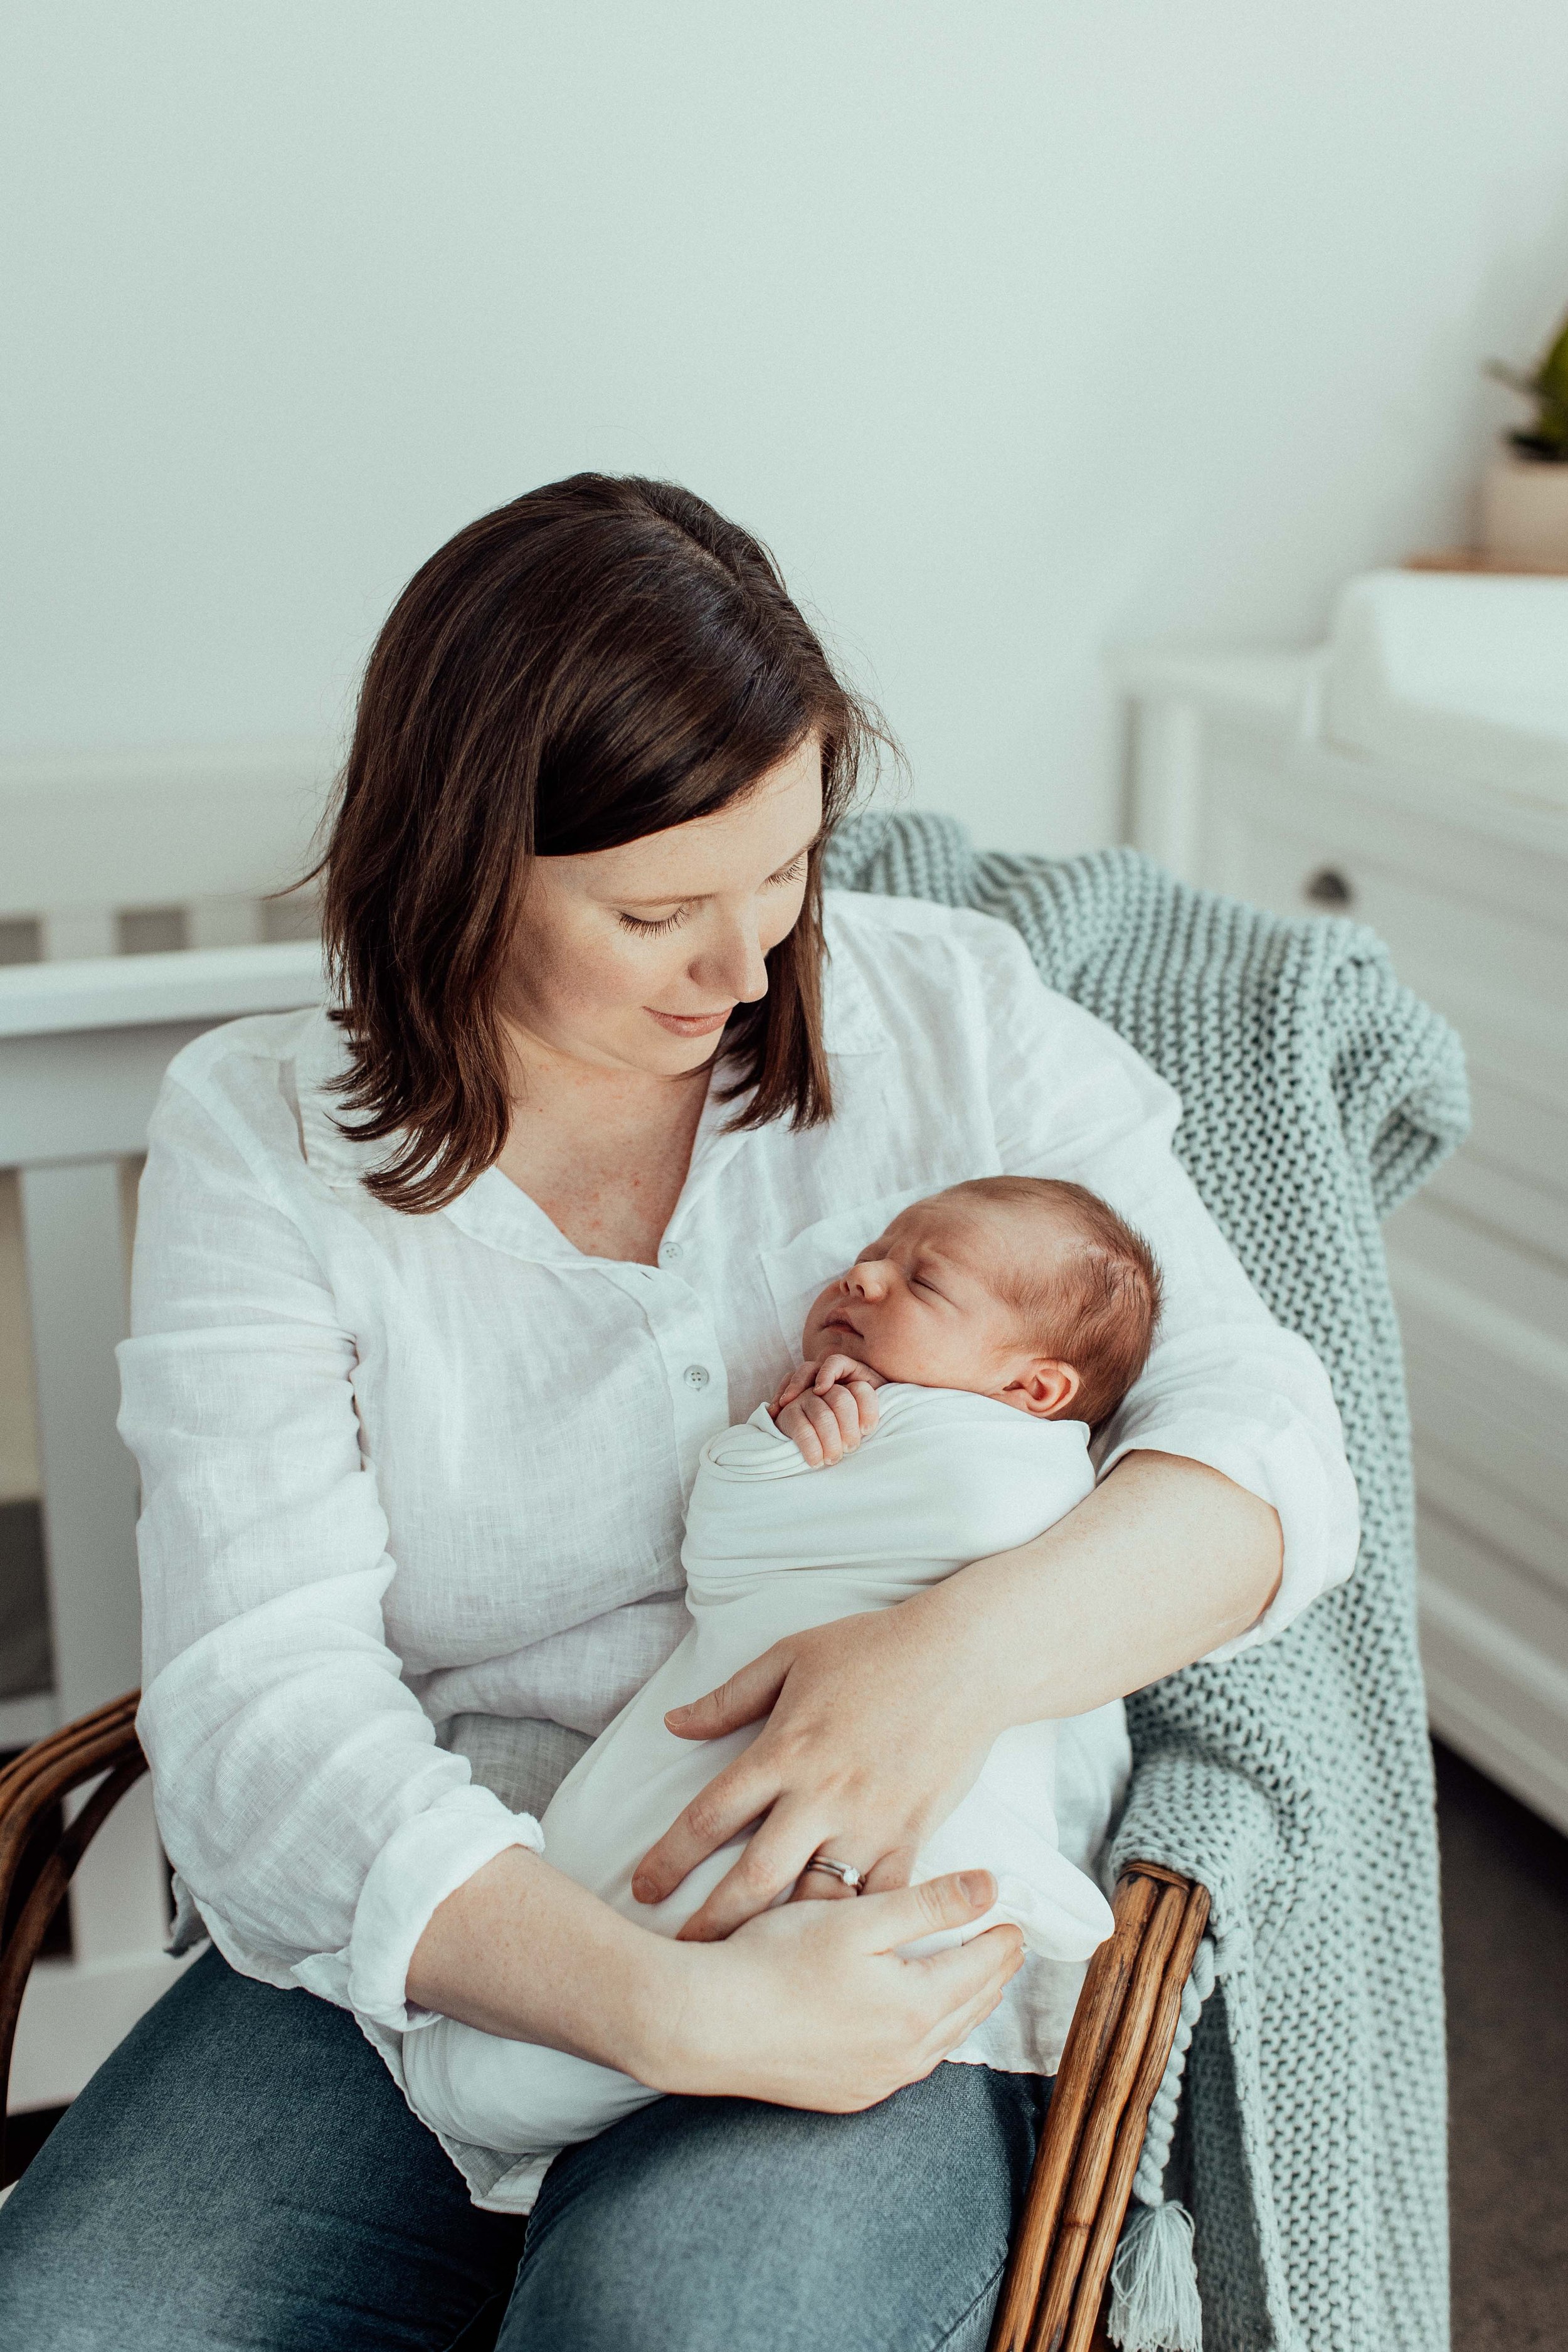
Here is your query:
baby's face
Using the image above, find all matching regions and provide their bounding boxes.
[802,1194,1075,1409]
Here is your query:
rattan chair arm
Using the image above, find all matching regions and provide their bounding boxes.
[990,1862,1211,2352]
[0,1691,144,1907]
[0,1690,146,2171]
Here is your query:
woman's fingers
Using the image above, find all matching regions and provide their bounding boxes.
[852,1870,1000,1953]
[860,1843,916,1895]
[792,1856,866,1904]
[633,1745,783,1907]
[787,1839,912,1907]
[674,1798,845,1939]
[662,1645,790,1744]
[919,1929,1027,2058]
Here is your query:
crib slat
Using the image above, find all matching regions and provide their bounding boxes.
[187,897,265,950]
[17,1158,140,1721]
[40,910,117,962]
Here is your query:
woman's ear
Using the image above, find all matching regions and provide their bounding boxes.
[1004,1359,1083,1419]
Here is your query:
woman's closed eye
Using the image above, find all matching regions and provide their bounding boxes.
[615,851,810,937]
[617,904,692,936]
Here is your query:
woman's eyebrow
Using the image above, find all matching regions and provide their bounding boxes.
[610,833,822,906]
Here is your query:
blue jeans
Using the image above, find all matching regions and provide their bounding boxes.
[0,1949,1051,2349]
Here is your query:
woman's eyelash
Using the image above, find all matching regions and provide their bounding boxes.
[617,906,692,936]
[616,855,807,936]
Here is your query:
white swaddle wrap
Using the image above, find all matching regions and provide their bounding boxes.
[403,1385,1115,2179]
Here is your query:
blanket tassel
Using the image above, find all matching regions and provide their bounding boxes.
[1106,2198,1204,2352]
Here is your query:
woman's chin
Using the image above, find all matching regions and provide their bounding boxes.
[630,1012,733,1069]
[571,1020,724,1078]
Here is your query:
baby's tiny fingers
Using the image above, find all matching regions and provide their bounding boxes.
[846,1380,881,1436]
[822,1385,862,1453]
[800,1393,847,1463]
[777,1402,825,1466]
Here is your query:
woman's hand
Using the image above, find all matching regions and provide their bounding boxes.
[633,1453,1285,1940]
[647,1870,1024,2109]
[632,1591,1002,1941]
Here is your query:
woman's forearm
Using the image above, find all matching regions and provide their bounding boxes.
[924,1449,1283,1731]
[405,1845,1024,2112]
[408,1846,692,2077]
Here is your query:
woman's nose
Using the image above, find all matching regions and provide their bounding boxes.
[692,910,769,1005]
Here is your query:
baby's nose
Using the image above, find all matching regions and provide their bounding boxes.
[847,1258,890,1298]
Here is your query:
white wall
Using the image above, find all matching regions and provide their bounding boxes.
[4,1,1568,854]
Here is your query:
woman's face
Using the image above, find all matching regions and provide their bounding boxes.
[502,736,824,1079]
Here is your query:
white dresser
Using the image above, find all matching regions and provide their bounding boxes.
[1119,571,1568,1833]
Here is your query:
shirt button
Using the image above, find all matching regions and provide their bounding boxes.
[684,1364,711,1390]
[662,1242,683,1261]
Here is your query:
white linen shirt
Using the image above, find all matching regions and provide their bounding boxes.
[120,891,1360,2047]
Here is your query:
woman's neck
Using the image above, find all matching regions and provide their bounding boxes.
[494,1023,715,1264]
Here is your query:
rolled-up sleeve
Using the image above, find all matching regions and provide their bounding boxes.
[975,917,1360,1661]
[119,1067,541,2030]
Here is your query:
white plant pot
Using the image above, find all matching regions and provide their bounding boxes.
[1479,449,1568,568]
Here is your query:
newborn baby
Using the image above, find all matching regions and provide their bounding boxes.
[403,1175,1162,2188]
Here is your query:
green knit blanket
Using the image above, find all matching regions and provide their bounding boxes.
[823,811,1470,2352]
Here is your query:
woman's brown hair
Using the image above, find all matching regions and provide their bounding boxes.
[316,475,890,1214]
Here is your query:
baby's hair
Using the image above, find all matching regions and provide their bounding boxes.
[940,1177,1163,1427]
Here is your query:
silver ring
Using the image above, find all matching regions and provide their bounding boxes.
[803,1855,865,1892]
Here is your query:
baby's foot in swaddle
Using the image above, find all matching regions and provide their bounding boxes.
[402,2013,657,2159]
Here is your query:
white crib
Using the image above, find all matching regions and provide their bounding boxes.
[0,743,331,2111]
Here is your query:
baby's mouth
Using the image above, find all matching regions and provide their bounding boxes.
[823,1309,862,1340]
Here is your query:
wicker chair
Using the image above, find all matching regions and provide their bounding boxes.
[0,1695,1207,2351]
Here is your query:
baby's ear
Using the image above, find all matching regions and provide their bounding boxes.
[1011,1359,1083,1419]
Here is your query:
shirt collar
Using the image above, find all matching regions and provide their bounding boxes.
[295,1010,374,1186]
[818,932,893,1057]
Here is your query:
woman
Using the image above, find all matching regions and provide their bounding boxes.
[0,477,1357,2351]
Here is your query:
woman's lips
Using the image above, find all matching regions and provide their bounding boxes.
[645,1007,733,1037]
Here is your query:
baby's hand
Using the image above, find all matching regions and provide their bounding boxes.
[770,1354,885,1468]
[773,1352,887,1413]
